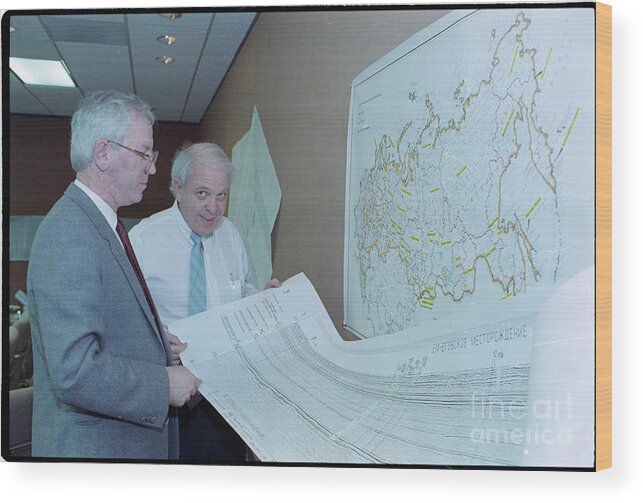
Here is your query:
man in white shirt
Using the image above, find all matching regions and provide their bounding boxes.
[130,142,280,461]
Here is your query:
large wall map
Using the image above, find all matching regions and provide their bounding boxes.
[344,9,595,339]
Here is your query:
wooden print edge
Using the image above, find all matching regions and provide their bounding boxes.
[595,1,612,471]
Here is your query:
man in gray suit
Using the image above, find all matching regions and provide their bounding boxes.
[27,90,202,459]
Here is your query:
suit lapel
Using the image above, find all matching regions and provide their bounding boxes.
[64,184,165,350]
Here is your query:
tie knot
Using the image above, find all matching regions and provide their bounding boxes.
[190,232,202,247]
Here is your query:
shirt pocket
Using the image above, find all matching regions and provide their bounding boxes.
[227,273,243,301]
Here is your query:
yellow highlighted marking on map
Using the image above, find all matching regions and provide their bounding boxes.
[456,165,468,177]
[525,196,542,219]
[420,303,434,311]
[410,236,420,243]
[541,47,553,80]
[401,188,412,196]
[464,267,474,275]
[500,292,513,301]
[420,296,434,308]
[502,109,514,138]
[421,143,432,149]
[427,231,437,236]
[509,45,519,74]
[430,187,440,194]
[485,246,496,257]
[562,107,581,147]
[396,205,406,214]
[402,246,412,254]
[488,216,498,229]
[440,240,452,246]
[398,122,412,149]
[386,189,394,198]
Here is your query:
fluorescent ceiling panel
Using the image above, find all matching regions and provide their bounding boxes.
[10,57,76,88]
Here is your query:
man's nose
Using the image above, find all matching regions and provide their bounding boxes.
[146,160,157,175]
[204,198,218,214]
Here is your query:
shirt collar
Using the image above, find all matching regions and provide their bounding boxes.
[74,179,118,232]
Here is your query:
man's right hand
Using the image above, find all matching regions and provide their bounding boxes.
[165,366,202,407]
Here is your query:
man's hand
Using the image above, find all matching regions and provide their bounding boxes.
[264,278,282,289]
[165,366,202,408]
[167,332,187,365]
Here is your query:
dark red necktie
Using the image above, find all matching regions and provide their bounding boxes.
[116,219,171,365]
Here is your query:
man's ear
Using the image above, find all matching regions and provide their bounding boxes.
[93,140,110,172]
[172,178,181,199]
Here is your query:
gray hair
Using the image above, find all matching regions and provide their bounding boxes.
[70,90,156,172]
[170,143,235,197]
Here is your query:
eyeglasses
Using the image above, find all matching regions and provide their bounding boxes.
[108,140,158,173]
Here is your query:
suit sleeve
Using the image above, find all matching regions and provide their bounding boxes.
[29,214,170,427]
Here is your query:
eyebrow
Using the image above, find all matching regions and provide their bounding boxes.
[194,187,229,192]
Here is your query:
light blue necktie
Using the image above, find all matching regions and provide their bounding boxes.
[188,232,207,316]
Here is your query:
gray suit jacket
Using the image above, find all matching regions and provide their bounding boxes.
[28,183,178,459]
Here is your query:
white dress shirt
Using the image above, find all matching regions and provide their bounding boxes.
[74,179,120,241]
[129,202,258,326]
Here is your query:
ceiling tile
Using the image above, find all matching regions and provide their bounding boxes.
[128,13,213,122]
[57,41,134,95]
[8,15,60,59]
[28,86,84,117]
[56,14,126,24]
[182,13,256,123]
[9,73,52,116]
[40,15,128,46]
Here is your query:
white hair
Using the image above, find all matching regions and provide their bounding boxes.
[70,90,156,172]
[170,143,234,197]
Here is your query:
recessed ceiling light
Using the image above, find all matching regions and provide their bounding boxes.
[9,57,75,88]
[159,13,182,20]
[157,35,177,45]
[156,56,175,65]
